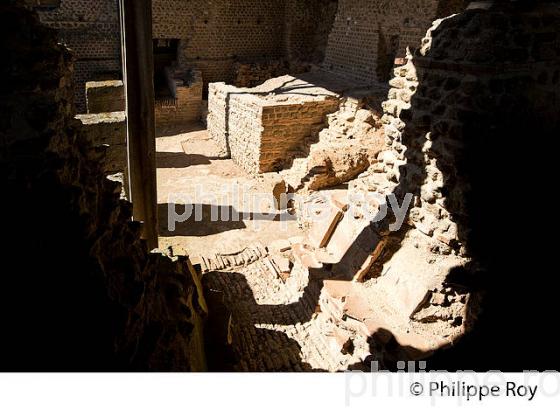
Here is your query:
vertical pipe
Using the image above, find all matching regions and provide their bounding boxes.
[119,0,159,250]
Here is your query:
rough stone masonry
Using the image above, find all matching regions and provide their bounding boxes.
[6,0,559,373]
[0,2,207,371]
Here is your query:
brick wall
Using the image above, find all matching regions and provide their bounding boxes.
[35,0,467,114]
[260,100,339,172]
[322,0,465,84]
[155,69,203,127]
[208,79,339,174]
[37,0,295,109]
[284,0,339,63]
[154,0,287,93]
[36,0,121,113]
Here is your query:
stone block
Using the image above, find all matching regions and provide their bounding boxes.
[86,80,125,114]
[207,75,340,175]
[76,111,127,175]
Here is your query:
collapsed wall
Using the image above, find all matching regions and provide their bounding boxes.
[279,87,388,192]
[338,1,560,365]
[0,3,206,371]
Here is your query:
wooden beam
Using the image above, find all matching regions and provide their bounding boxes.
[119,0,159,250]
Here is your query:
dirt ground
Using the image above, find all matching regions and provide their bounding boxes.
[156,123,304,258]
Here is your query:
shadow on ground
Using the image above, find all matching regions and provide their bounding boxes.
[203,270,318,371]
[156,151,222,168]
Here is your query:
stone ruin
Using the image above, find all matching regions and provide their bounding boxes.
[2,0,560,372]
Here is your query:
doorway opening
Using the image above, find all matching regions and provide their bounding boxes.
[153,38,179,101]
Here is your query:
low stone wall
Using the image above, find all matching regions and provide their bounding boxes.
[155,70,203,127]
[86,80,125,114]
[76,111,127,176]
[207,82,233,157]
[225,92,265,174]
[208,76,340,174]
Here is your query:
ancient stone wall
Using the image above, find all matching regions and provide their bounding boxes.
[36,0,121,113]
[0,3,206,371]
[207,82,231,157]
[323,0,465,84]
[352,1,560,369]
[153,0,287,91]
[208,78,339,174]
[36,0,343,112]
[376,3,560,258]
[225,93,266,174]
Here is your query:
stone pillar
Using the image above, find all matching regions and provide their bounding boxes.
[119,0,159,250]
